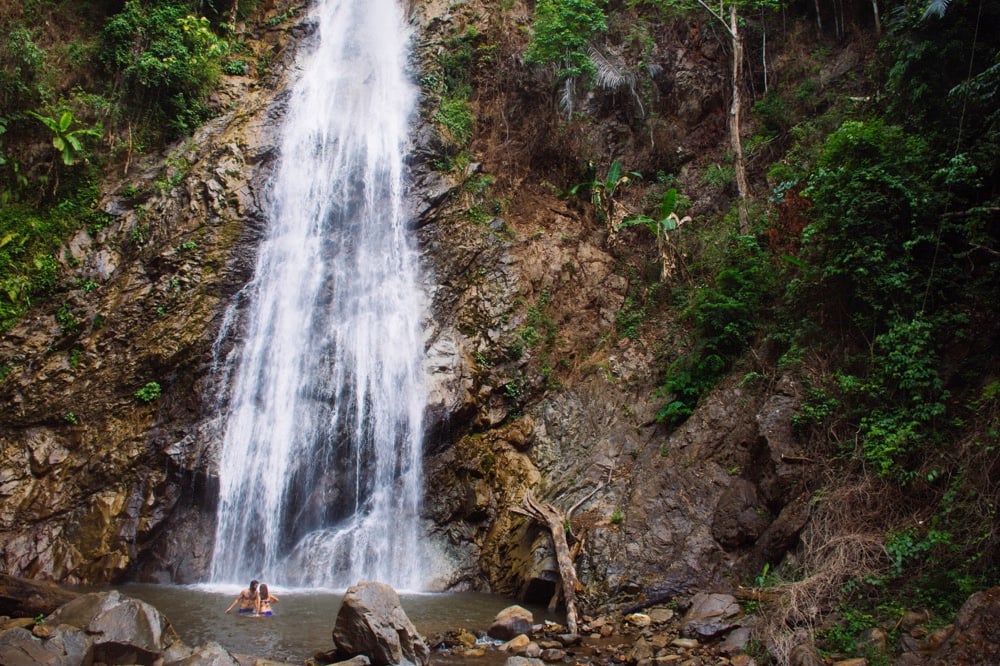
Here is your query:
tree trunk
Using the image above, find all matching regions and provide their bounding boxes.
[729,4,751,234]
[512,491,582,635]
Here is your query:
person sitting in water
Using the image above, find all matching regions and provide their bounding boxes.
[225,579,259,614]
[255,583,279,617]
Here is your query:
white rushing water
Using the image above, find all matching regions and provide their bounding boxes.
[210,0,427,589]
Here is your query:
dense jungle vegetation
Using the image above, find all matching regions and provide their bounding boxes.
[1,0,998,661]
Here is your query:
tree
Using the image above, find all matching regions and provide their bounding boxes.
[511,477,609,636]
[642,0,783,232]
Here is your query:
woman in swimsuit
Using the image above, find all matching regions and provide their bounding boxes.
[225,579,259,614]
[256,583,279,616]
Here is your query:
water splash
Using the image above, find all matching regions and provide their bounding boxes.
[210,0,426,589]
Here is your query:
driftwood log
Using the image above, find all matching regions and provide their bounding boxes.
[0,574,79,618]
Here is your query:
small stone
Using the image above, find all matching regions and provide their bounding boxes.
[729,655,756,666]
[501,634,531,652]
[719,626,752,655]
[648,608,676,624]
[524,641,542,658]
[856,627,887,653]
[462,647,486,658]
[540,648,566,662]
[671,638,699,649]
[505,657,546,666]
[600,624,615,637]
[832,659,867,666]
[788,643,825,666]
[626,612,653,628]
[457,629,477,647]
[899,610,931,631]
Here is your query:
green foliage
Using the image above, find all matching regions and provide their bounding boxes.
[64,411,78,425]
[525,0,608,81]
[610,508,624,524]
[702,162,735,190]
[616,296,645,339]
[55,302,80,334]
[426,27,485,168]
[102,2,229,138]
[134,381,162,404]
[817,606,880,657]
[437,26,481,99]
[658,236,771,426]
[0,27,47,115]
[26,110,102,166]
[222,58,247,76]
[803,119,939,324]
[434,97,474,148]
[856,318,948,478]
[619,188,684,235]
[571,160,640,224]
[525,289,557,348]
[0,183,104,331]
[791,385,839,436]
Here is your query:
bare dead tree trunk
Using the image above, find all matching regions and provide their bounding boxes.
[512,490,583,635]
[730,4,751,234]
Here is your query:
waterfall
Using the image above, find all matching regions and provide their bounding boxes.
[209,0,426,589]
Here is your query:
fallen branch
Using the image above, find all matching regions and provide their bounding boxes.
[512,490,583,635]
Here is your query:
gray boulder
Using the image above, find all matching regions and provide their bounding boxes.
[332,581,429,666]
[47,589,181,664]
[0,624,90,666]
[164,640,241,665]
[681,592,742,638]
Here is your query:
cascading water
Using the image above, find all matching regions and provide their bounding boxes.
[209,0,426,589]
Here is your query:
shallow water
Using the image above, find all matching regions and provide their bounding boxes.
[118,584,558,663]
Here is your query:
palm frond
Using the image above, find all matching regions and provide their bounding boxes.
[923,0,951,19]
[560,77,576,117]
[589,47,645,117]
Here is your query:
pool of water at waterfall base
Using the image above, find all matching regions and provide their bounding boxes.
[117,584,562,664]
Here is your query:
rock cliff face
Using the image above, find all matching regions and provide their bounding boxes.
[0,0,818,602]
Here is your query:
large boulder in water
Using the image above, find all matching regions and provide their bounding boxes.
[46,590,182,664]
[332,582,429,666]
[488,605,534,640]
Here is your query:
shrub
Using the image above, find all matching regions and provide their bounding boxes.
[0,27,46,115]
[135,381,162,403]
[525,0,608,82]
[102,2,229,138]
